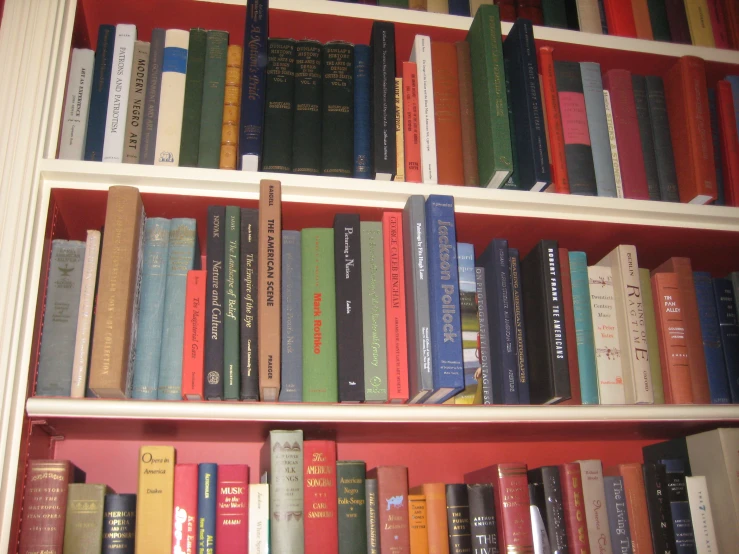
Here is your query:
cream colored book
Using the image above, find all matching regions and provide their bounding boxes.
[409,35,437,185]
[59,48,94,160]
[576,0,603,34]
[248,483,269,554]
[685,476,719,554]
[135,445,175,553]
[603,90,624,198]
[154,29,189,166]
[102,24,137,163]
[577,460,613,554]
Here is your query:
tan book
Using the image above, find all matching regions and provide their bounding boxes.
[88,186,145,398]
[220,44,242,170]
[63,484,112,554]
[258,180,282,401]
[409,0,428,9]
[394,77,405,182]
[135,445,175,553]
[469,0,493,16]
[427,0,449,13]
[576,0,604,34]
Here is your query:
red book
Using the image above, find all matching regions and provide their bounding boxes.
[431,41,464,186]
[604,464,654,554]
[663,57,718,204]
[537,46,570,194]
[707,0,731,49]
[559,463,590,554]
[494,0,517,21]
[304,441,339,554]
[651,272,694,405]
[367,466,411,554]
[516,4,544,24]
[216,464,249,552]
[602,0,638,37]
[602,69,650,200]
[382,212,409,403]
[172,463,198,554]
[717,81,739,206]
[465,463,534,553]
[558,248,582,405]
[182,269,206,400]
[402,62,422,184]
[721,0,739,49]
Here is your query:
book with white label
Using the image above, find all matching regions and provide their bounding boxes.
[577,459,614,554]
[409,35,437,185]
[154,29,189,166]
[249,483,269,554]
[603,90,624,199]
[685,476,718,554]
[102,24,137,163]
[59,48,94,160]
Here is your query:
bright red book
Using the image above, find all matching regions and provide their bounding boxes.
[402,62,422,183]
[603,0,638,37]
[431,41,464,186]
[182,269,206,400]
[707,0,731,49]
[382,212,409,403]
[216,464,249,552]
[367,466,411,554]
[537,46,570,194]
[717,81,739,206]
[558,248,582,405]
[172,464,198,554]
[304,440,339,554]
[559,463,590,554]
[603,69,650,200]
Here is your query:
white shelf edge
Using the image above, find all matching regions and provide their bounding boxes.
[25,397,739,424]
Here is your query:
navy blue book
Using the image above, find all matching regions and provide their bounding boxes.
[84,24,116,162]
[713,278,739,403]
[694,271,731,404]
[509,248,530,404]
[205,206,225,400]
[477,239,518,405]
[424,195,465,403]
[239,0,268,171]
[708,89,726,205]
[354,44,371,179]
[502,19,551,192]
[370,22,396,180]
[102,493,136,553]
[660,459,696,554]
[198,463,217,553]
[449,0,471,16]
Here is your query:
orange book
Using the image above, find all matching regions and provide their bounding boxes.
[408,494,428,554]
[717,81,739,206]
[663,57,717,204]
[182,270,206,400]
[631,0,655,39]
[537,46,570,194]
[431,41,464,186]
[409,483,449,554]
[403,62,422,183]
[605,464,654,554]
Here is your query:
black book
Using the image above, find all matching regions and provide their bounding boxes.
[102,493,136,553]
[564,0,580,31]
[643,462,677,554]
[528,466,568,554]
[642,438,692,477]
[644,75,680,202]
[370,21,397,181]
[521,240,571,404]
[205,205,226,400]
[467,483,498,554]
[262,38,296,173]
[632,75,662,201]
[661,459,696,554]
[334,213,365,402]
[240,208,259,400]
[292,40,323,176]
[321,42,354,177]
[446,484,472,554]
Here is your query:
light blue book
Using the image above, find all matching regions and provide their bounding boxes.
[157,218,199,400]
[580,62,617,198]
[280,231,303,401]
[131,218,171,400]
[568,251,599,404]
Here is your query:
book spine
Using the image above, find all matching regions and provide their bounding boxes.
[292,40,323,176]
[712,278,739,403]
[368,467,411,553]
[248,484,269,554]
[538,46,570,194]
[501,55,521,192]
[154,29,189,166]
[334,214,365,403]
[262,38,297,173]
[710,88,727,206]
[258,180,281,401]
[220,45,242,170]
[559,249,582,405]
[84,25,115,162]
[454,243,480,405]
[640,268,665,404]
[224,207,241,400]
[684,0,716,46]
[172,464,198,554]
[631,74,662,200]
[102,24,137,163]
[280,231,303,401]
[198,30,228,169]
[402,62,422,183]
[432,41,464,186]
[576,0,605,32]
[455,42,479,187]
[722,0,739,48]
[60,48,94,160]
[240,208,259,401]
[602,477,633,554]
[509,252,529,404]
[717,81,739,206]
[122,41,149,164]
[694,271,731,404]
[603,90,625,198]
[135,446,175,553]
[530,493,550,554]
[632,0,655,38]
[537,466,569,552]
[449,0,471,14]
[445,484,472,553]
[302,229,338,402]
[495,464,534,552]
[612,464,651,554]
[371,22,397,180]
[647,0,673,40]
[60,486,108,554]
[140,28,165,165]
[409,35,438,184]
[304,441,339,554]
[580,62,617,197]
[427,0,450,12]
[361,222,388,402]
[665,0,693,42]
[560,463,590,554]
[337,461,367,554]
[578,460,613,554]
[661,459,696,554]
[409,495,429,553]
[569,252,599,404]
[198,463,217,554]
[216,465,249,553]
[383,212,409,402]
[542,0,569,26]
[644,76,680,202]
[205,206,226,400]
[685,476,719,554]
[394,78,405,182]
[412,483,449,554]
[643,463,677,554]
[179,29,207,167]
[366,479,380,554]
[321,42,354,177]
[102,494,136,554]
[475,267,494,405]
[467,484,498,554]
[240,0,268,171]
[354,45,372,179]
[603,0,637,36]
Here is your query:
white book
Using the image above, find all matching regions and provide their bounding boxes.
[595,245,654,404]
[70,230,101,398]
[154,29,190,166]
[248,483,269,554]
[59,48,94,160]
[587,266,626,405]
[577,460,614,554]
[409,35,438,185]
[576,0,604,34]
[603,90,624,198]
[530,504,552,554]
[685,476,719,554]
[102,24,137,163]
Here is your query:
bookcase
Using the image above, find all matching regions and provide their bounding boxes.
[1,0,739,551]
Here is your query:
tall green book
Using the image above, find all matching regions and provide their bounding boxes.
[541,0,568,28]
[224,206,241,400]
[198,30,229,169]
[379,0,410,6]
[640,267,665,404]
[337,461,367,554]
[322,42,354,177]
[466,5,513,188]
[63,484,111,554]
[179,28,207,167]
[302,228,338,402]
[262,38,297,173]
[292,40,322,175]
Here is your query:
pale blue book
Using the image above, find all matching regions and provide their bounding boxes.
[131,218,171,400]
[580,62,617,198]
[280,231,302,401]
[569,251,599,404]
[157,218,199,400]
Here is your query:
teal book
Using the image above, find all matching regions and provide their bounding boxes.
[157,218,199,400]
[224,207,240,400]
[568,251,599,404]
[132,218,171,400]
[179,29,207,167]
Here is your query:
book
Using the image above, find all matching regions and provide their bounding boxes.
[354,44,372,179]
[240,208,259,401]
[172,464,198,554]
[337,461,367,554]
[219,44,242,170]
[603,89,625,198]
[89,186,145,398]
[101,24,136,163]
[580,62,617,197]
[215,465,248,553]
[36,239,86,396]
[281,230,303,402]
[509,250,529,404]
[632,74,662,200]
[527,466,568,552]
[140,28,165,165]
[403,61,422,183]
[713,278,739,402]
[694,271,731,404]
[467,484,498,554]
[409,483,449,554]
[711,88,728,206]
[84,24,116,161]
[640,268,665,404]
[383,212,409,403]
[322,42,354,177]
[643,463,677,554]
[685,476,719,554]
[135,446,175,553]
[632,0,655,39]
[122,41,149,164]
[409,35,438,184]
[361,221,388,402]
[684,0,715,46]
[198,30,228,169]
[539,46,570,194]
[223,207,241,400]
[262,38,296,172]
[59,48,94,160]
[395,78,405,182]
[559,462,590,554]
[371,22,397,180]
[661,459,696,554]
[455,244,481,405]
[644,75,680,202]
[239,0,268,171]
[366,478,380,554]
[647,0,673,41]
[559,249,582,405]
[543,0,569,26]
[367,466,411,553]
[602,0,637,36]
[605,464,651,554]
[529,494,552,554]
[501,55,521,192]
[723,0,739,48]
[642,438,692,476]
[409,494,428,554]
[666,0,693,42]
[153,29,189,166]
[445,484,472,553]
[102,493,136,553]
[179,28,206,167]
[204,206,226,399]
[431,41,464,186]
[569,252,599,405]
[602,477,633,554]
[576,0,604,32]
[577,459,613,554]
[248,484,269,554]
[455,42,479,187]
[198,463,217,554]
[304,440,338,554]
[449,0,471,14]
[717,80,739,206]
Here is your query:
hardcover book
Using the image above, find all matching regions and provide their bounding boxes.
[632,0,655,39]
[205,206,226,400]
[354,44,372,179]
[602,0,637,36]
[367,466,411,553]
[538,46,570,193]
[223,207,241,400]
[216,465,249,553]
[361,221,388,402]
[431,41,464,186]
[661,459,696,554]
[467,484,498,554]
[665,0,692,43]
[102,24,137,163]
[604,464,650,554]
[713,278,739,402]
[220,44,242,170]
[240,208,259,401]
[84,24,115,162]
[409,35,438,184]
[528,466,568,553]
[198,30,229,169]
[577,459,614,554]
[291,40,322,176]
[60,48,94,161]
[643,463,677,554]
[402,61,422,183]
[122,41,149,164]
[694,271,731,404]
[559,462,590,554]
[140,28,165,165]
[409,483,449,554]
[559,248,582,405]
[454,245,481,405]
[383,212,409,403]
[576,0,604,32]
[646,0,673,41]
[281,230,303,402]
[508,252,529,403]
[135,446,175,553]
[337,461,367,554]
[640,268,665,404]
[455,41,479,187]
[102,493,136,553]
[644,75,680,202]
[409,494,428,554]
[580,62,617,197]
[632,74,662,200]
[322,42,354,177]
[717,80,739,206]
[239,0,268,171]
[569,252,599,404]
[371,22,397,180]
[602,477,633,554]
[153,29,189,166]
[394,79,404,182]
[603,89,625,198]
[262,39,296,173]
[179,28,207,167]
[685,476,719,554]
[198,463,217,554]
[685,0,716,46]
[304,441,339,554]
[248,484,269,554]
[366,478,380,554]
[172,464,198,554]
[445,484,472,553]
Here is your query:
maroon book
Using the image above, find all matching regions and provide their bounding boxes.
[559,463,590,554]
[603,69,650,200]
[304,441,338,554]
[216,464,249,553]
[19,459,86,554]
[367,466,411,554]
[665,0,692,43]
[558,248,582,405]
[172,464,198,554]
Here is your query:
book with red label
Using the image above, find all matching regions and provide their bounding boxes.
[216,464,249,553]
[602,0,637,36]
[602,69,650,200]
[604,463,654,554]
[717,81,739,207]
[367,466,411,554]
[383,212,409,403]
[663,57,717,205]
[431,41,465,186]
[538,46,570,194]
[403,62,422,184]
[182,269,206,400]
[172,463,198,554]
[559,248,582,405]
[464,463,534,553]
[559,462,590,554]
[305,440,339,554]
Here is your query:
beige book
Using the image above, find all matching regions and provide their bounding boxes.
[576,0,603,34]
[123,40,150,164]
[394,77,405,182]
[685,476,719,554]
[154,29,189,166]
[135,446,175,553]
[427,0,449,14]
[577,460,614,554]
[603,90,624,198]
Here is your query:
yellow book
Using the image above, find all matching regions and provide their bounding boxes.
[394,77,405,183]
[408,494,429,554]
[684,0,716,47]
[135,445,175,553]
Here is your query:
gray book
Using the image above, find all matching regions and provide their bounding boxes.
[365,478,380,554]
[632,75,662,201]
[402,195,433,404]
[140,28,165,165]
[123,41,150,164]
[729,272,739,318]
[280,231,302,402]
[645,76,680,202]
[580,62,617,198]
[360,222,387,402]
[36,240,86,396]
[603,476,634,554]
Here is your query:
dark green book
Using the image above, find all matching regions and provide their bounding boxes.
[647,0,672,42]
[379,0,409,6]
[179,28,207,167]
[337,461,367,554]
[198,30,229,169]
[292,40,323,175]
[322,42,354,177]
[542,0,569,29]
[262,38,296,173]
[224,206,240,400]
